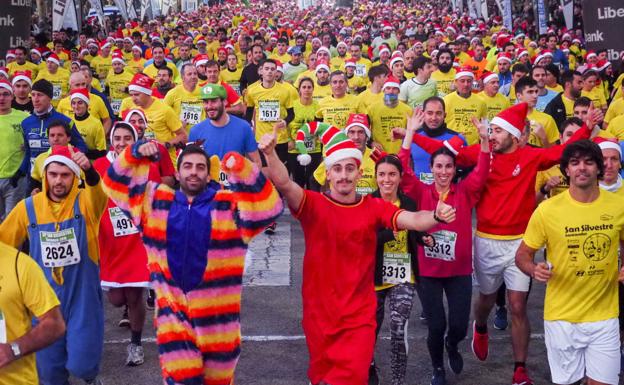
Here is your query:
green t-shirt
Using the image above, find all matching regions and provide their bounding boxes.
[0,109,28,178]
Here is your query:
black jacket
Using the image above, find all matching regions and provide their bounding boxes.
[544,92,567,132]
[372,191,429,286]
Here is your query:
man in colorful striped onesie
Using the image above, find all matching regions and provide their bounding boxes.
[102,140,283,385]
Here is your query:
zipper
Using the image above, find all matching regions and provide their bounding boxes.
[181,201,192,290]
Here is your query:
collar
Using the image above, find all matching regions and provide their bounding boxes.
[74,112,90,121]
[34,105,54,117]
[600,175,622,193]
[421,123,449,137]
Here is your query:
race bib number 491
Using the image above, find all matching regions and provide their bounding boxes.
[109,207,138,237]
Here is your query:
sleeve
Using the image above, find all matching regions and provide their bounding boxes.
[18,251,61,318]
[411,134,479,167]
[224,83,242,106]
[83,173,109,224]
[283,88,293,110]
[95,121,107,150]
[69,121,88,153]
[244,123,259,153]
[163,90,180,114]
[95,97,110,120]
[220,152,284,243]
[459,150,490,206]
[243,85,255,107]
[157,144,176,177]
[537,123,591,169]
[188,125,198,142]
[522,207,547,250]
[165,106,183,132]
[544,116,560,145]
[0,201,29,248]
[375,198,402,232]
[397,147,424,199]
[399,83,408,102]
[535,171,546,192]
[102,141,159,227]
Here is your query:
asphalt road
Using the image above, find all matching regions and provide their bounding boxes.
[86,213,620,385]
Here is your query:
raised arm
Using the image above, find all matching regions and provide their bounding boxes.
[398,109,425,199]
[220,152,283,243]
[396,198,456,232]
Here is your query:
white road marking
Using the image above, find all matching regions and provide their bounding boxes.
[243,222,291,286]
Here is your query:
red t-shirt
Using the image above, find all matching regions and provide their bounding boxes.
[292,191,401,333]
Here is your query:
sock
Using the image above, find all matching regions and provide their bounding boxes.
[514,361,526,370]
[475,323,488,334]
[131,330,142,346]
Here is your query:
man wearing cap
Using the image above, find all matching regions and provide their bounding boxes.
[0,143,108,385]
[189,83,260,183]
[120,73,186,163]
[34,53,70,108]
[344,59,368,95]
[596,138,624,196]
[443,66,486,145]
[56,72,112,134]
[7,46,39,79]
[102,133,283,385]
[283,46,308,84]
[368,76,413,154]
[11,70,34,113]
[128,45,147,74]
[316,71,359,129]
[259,118,456,385]
[0,79,29,219]
[105,51,134,116]
[478,71,511,121]
[495,52,513,89]
[164,64,205,128]
[331,41,349,71]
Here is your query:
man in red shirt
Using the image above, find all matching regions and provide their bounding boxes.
[408,103,602,385]
[259,122,456,385]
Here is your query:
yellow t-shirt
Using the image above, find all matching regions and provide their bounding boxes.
[289,100,321,154]
[0,243,60,385]
[352,58,372,78]
[607,115,624,140]
[368,101,412,154]
[605,97,624,124]
[294,70,317,88]
[105,69,134,116]
[269,52,291,64]
[56,92,110,123]
[582,87,608,111]
[34,68,70,106]
[73,115,106,151]
[244,81,294,144]
[523,190,624,322]
[90,55,112,80]
[7,61,40,79]
[219,67,243,95]
[313,147,377,195]
[90,78,103,92]
[356,88,384,114]
[376,199,414,291]
[163,84,205,128]
[312,83,332,103]
[431,69,456,97]
[347,75,368,95]
[527,109,559,147]
[545,84,563,94]
[477,91,511,121]
[143,62,180,82]
[561,94,576,119]
[535,165,568,198]
[127,58,146,74]
[443,92,486,145]
[315,94,359,129]
[330,56,346,71]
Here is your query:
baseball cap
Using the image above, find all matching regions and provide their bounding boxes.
[199,83,227,100]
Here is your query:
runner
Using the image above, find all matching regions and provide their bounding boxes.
[10,71,34,113]
[102,137,283,385]
[315,71,359,129]
[164,63,205,129]
[442,66,486,145]
[516,139,624,385]
[478,71,511,121]
[399,56,438,109]
[105,51,134,117]
[368,76,412,154]
[69,88,107,158]
[259,120,456,385]
[514,77,559,148]
[0,145,108,385]
[56,72,112,134]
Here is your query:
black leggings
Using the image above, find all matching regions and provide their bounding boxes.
[287,152,322,189]
[419,275,472,368]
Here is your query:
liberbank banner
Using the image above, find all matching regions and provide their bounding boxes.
[0,0,31,66]
[582,0,624,61]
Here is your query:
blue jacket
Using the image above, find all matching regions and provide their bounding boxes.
[20,108,87,174]
[552,49,569,70]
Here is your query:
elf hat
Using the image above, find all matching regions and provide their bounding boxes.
[295,121,362,167]
[44,145,82,177]
[128,73,154,95]
[490,103,529,139]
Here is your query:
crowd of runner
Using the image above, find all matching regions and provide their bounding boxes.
[1,0,624,384]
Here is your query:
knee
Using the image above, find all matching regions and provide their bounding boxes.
[67,358,99,381]
[508,295,528,317]
[107,290,126,307]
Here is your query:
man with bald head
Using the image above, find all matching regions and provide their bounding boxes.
[56,72,112,133]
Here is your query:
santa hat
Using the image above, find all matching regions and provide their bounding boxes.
[0,67,8,79]
[30,47,42,57]
[382,21,393,31]
[595,137,622,157]
[516,48,529,59]
[585,51,597,61]
[122,108,148,128]
[455,66,474,80]
[441,135,465,156]
[111,51,125,64]
[345,113,371,137]
[390,52,404,67]
[344,58,356,68]
[481,71,498,84]
[6,50,15,59]
[597,60,611,72]
[194,54,209,67]
[275,60,283,73]
[217,47,227,57]
[534,50,553,64]
[46,53,60,66]
[378,46,391,56]
[317,46,331,56]
[110,121,138,144]
[128,73,154,95]
[0,79,12,94]
[43,145,82,177]
[336,41,348,49]
[382,75,401,91]
[70,88,90,105]
[315,59,330,73]
[11,70,32,86]
[100,40,112,50]
[496,52,513,64]
[446,25,457,35]
[490,103,529,139]
[295,121,362,167]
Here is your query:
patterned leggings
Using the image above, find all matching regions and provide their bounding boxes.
[375,283,416,385]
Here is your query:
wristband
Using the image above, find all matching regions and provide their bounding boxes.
[539,185,549,195]
[433,211,447,224]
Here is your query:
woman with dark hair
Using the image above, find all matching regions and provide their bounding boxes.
[398,109,490,385]
[369,152,434,385]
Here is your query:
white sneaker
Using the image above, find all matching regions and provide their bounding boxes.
[126,343,145,366]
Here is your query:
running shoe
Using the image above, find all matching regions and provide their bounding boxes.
[368,362,379,385]
[493,306,508,330]
[512,366,534,385]
[430,367,446,385]
[445,336,463,374]
[146,290,155,310]
[264,222,277,235]
[118,306,130,328]
[126,343,145,366]
[471,321,489,361]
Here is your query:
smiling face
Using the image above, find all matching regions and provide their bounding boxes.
[376,162,401,197]
[176,153,210,197]
[431,153,456,190]
[566,154,599,189]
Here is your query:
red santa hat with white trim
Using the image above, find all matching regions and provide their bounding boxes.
[595,137,622,158]
[110,120,138,144]
[345,113,371,137]
[70,88,90,104]
[496,52,513,64]
[481,71,498,85]
[11,70,32,86]
[454,66,475,80]
[0,79,13,94]
[43,145,82,177]
[490,103,529,139]
[382,75,401,91]
[0,67,8,79]
[128,73,154,95]
[111,51,125,64]
[46,53,61,66]
[389,51,403,67]
[315,59,330,73]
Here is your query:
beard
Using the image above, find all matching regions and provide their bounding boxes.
[438,62,453,73]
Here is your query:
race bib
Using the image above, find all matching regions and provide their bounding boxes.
[39,228,81,268]
[418,172,434,185]
[304,135,316,151]
[181,104,202,125]
[355,64,367,76]
[109,207,138,237]
[143,130,156,140]
[0,311,6,344]
[52,85,62,100]
[29,139,43,149]
[231,83,241,95]
[111,99,122,115]
[258,100,280,122]
[424,230,457,261]
[218,170,231,187]
[382,252,411,285]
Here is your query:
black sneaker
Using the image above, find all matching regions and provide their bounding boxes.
[445,336,463,374]
[118,306,130,328]
[146,290,155,310]
[264,222,277,235]
[493,306,508,330]
[431,367,446,385]
[368,362,379,385]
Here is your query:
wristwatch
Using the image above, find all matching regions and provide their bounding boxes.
[10,342,21,358]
